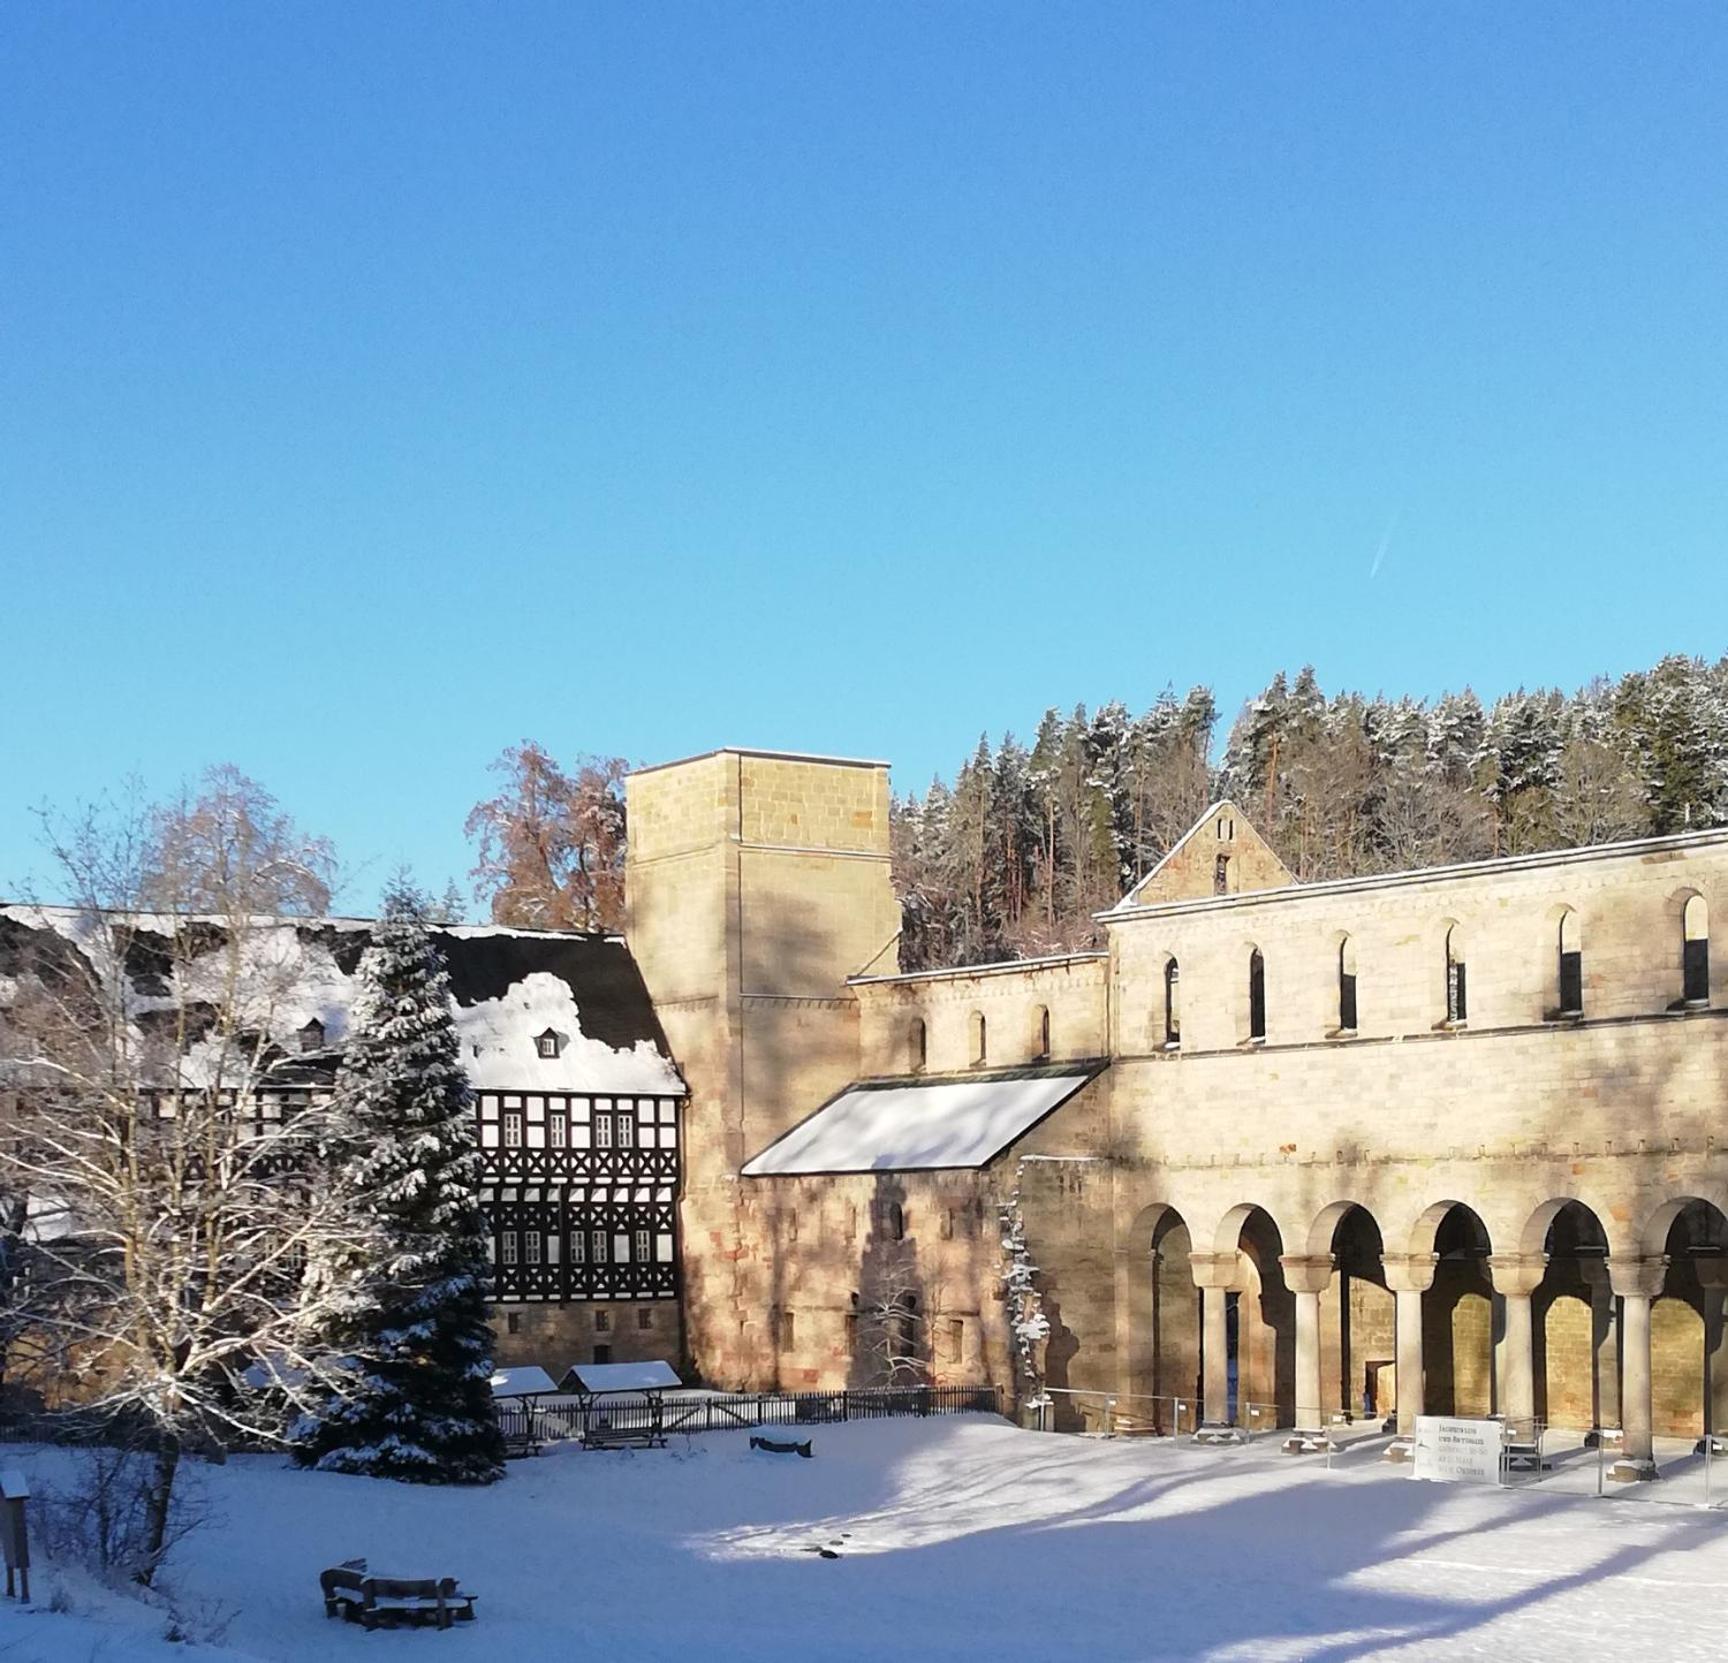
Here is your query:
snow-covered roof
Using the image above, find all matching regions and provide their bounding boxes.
[563,1360,683,1394]
[490,1366,558,1398]
[741,1062,1108,1177]
[0,906,684,1096]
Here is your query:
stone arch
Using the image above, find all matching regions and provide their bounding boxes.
[1676,888,1710,1006]
[1157,954,1181,1049]
[1522,1199,1613,1431]
[1644,1197,1728,1438]
[967,1009,987,1067]
[1213,1204,1293,1420]
[1307,1202,1393,1421]
[1123,1203,1199,1421]
[1639,1193,1728,1257]
[1410,1200,1494,1416]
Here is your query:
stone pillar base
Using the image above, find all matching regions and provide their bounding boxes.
[1607,1457,1660,1483]
[1383,1436,1416,1464]
[1282,1431,1328,1455]
[1193,1423,1246,1446]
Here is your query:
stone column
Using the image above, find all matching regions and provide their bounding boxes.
[1279,1254,1335,1454]
[1188,1251,1244,1444]
[1695,1255,1728,1454]
[1488,1253,1548,1441]
[1381,1253,1438,1461]
[1608,1256,1668,1482]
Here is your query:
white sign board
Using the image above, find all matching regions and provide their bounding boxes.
[1410,1416,1501,1485]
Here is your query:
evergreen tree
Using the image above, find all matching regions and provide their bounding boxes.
[295,884,505,1484]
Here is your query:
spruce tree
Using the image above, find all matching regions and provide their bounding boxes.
[296,883,505,1484]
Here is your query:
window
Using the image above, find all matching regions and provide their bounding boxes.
[1558,910,1583,1015]
[1214,854,1230,895]
[636,1307,654,1332]
[844,1311,859,1358]
[1248,948,1266,1042]
[889,1202,906,1242]
[1445,926,1468,1024]
[940,1208,954,1241]
[595,1114,614,1149]
[969,1010,987,1067]
[618,1114,635,1150]
[784,1209,798,1243]
[298,1018,325,1054]
[845,1204,858,1242]
[549,1109,568,1149]
[591,1229,609,1264]
[503,1111,523,1148]
[501,1230,519,1266]
[1338,937,1358,1032]
[1031,1005,1050,1061]
[525,1231,542,1265]
[634,1228,651,1264]
[910,1018,927,1073]
[942,1318,964,1365]
[536,1029,561,1059]
[506,1312,520,1335]
[776,1309,796,1353]
[1684,894,1710,1004]
[593,1344,612,1364]
[595,1309,612,1333]
[1163,959,1181,1048]
[569,1229,586,1264]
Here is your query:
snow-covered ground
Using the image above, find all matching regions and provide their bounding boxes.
[5,1416,1728,1661]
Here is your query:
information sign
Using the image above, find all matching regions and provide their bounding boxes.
[1410,1416,1501,1485]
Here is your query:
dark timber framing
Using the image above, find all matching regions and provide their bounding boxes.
[476,1089,684,1304]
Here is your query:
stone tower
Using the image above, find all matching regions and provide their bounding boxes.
[624,748,901,1384]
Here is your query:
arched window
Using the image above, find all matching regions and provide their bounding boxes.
[1684,894,1710,1005]
[1031,1005,1051,1061]
[1338,936,1358,1032]
[1214,854,1230,895]
[968,1010,987,1067]
[909,1018,928,1073]
[1163,958,1181,1048]
[1248,948,1266,1041]
[1557,909,1583,1015]
[1445,926,1467,1024]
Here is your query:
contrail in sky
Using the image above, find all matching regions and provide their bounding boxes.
[1369,509,1402,580]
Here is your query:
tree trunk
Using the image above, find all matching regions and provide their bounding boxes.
[138,1440,181,1587]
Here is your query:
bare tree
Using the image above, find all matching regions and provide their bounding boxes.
[0,777,369,1582]
[464,742,628,931]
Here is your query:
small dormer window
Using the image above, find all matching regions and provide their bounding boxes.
[298,1019,326,1054]
[535,1028,562,1060]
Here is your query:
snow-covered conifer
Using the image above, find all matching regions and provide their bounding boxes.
[295,883,505,1484]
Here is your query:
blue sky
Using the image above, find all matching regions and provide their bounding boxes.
[5,3,1726,907]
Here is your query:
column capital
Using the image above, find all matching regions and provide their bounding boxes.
[1693,1252,1728,1292]
[1487,1253,1549,1298]
[1278,1253,1335,1295]
[1381,1253,1439,1295]
[1608,1255,1669,1300]
[1187,1250,1244,1291]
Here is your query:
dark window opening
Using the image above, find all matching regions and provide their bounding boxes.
[1248,949,1266,1041]
[1559,950,1583,1014]
[1338,939,1357,1032]
[1164,959,1181,1047]
[593,1344,612,1365]
[1214,854,1230,895]
[1685,937,1710,1004]
[1446,939,1467,1024]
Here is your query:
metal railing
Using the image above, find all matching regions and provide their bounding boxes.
[499,1383,1002,1446]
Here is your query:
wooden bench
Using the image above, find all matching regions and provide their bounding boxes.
[501,1412,542,1459]
[580,1419,667,1451]
[320,1567,477,1630]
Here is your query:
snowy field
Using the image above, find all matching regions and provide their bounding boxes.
[5,1416,1728,1661]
